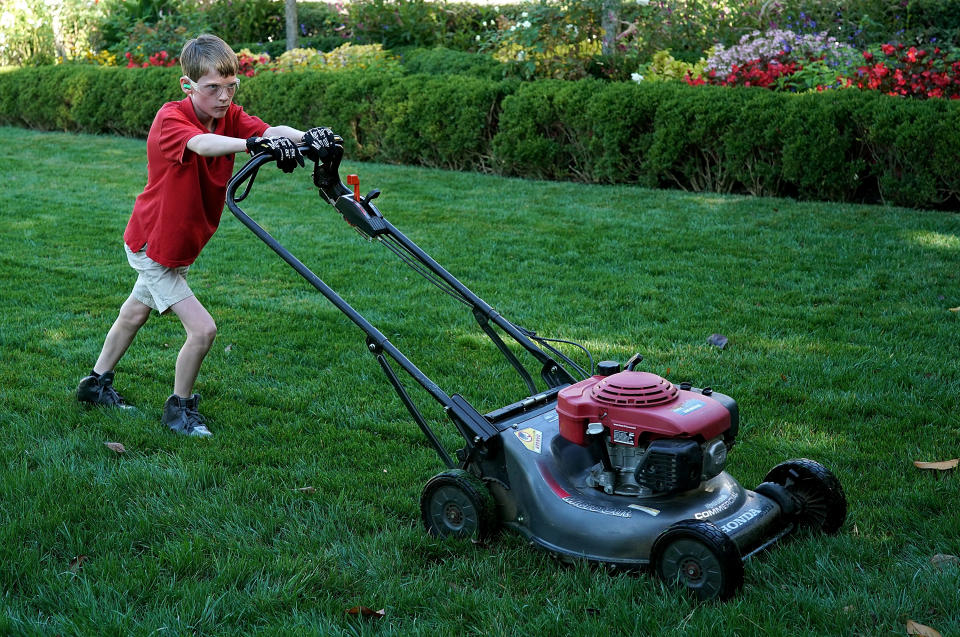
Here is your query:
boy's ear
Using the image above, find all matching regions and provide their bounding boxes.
[180,77,193,93]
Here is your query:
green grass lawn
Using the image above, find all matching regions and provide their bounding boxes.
[2,126,959,635]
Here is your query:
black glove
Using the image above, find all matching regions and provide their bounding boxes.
[245,136,304,173]
[301,126,339,162]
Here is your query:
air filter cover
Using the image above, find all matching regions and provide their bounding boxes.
[557,370,731,446]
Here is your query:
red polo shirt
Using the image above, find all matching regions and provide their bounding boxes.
[124,98,269,267]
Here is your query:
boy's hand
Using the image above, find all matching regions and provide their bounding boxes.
[302,127,339,162]
[245,136,304,173]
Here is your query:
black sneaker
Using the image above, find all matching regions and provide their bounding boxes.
[162,394,213,437]
[77,371,133,409]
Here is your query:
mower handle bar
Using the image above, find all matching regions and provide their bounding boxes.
[225,142,580,466]
[228,143,350,206]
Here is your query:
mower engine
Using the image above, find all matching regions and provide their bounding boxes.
[557,361,739,497]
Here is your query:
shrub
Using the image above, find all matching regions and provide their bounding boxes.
[5,64,960,209]
[377,74,508,170]
[778,90,867,201]
[345,0,498,50]
[296,1,346,40]
[0,0,116,65]
[399,47,504,80]
[110,10,210,67]
[905,0,960,44]
[0,65,181,135]
[493,79,606,179]
[481,3,605,81]
[634,50,709,83]
[189,0,284,46]
[645,84,753,193]
[266,43,400,73]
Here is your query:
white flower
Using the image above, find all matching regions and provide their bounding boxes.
[521,20,531,28]
[521,11,528,17]
[636,0,650,5]
[517,50,526,61]
[631,72,644,82]
[475,35,481,41]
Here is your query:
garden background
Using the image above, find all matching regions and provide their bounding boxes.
[5,0,960,208]
[1,0,959,635]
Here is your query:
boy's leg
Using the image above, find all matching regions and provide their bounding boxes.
[78,295,152,408]
[93,295,152,374]
[169,295,217,398]
[162,295,216,437]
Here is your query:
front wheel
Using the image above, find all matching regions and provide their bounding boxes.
[420,469,496,540]
[764,458,847,534]
[651,520,744,601]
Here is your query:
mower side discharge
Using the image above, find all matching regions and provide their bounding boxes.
[226,142,848,602]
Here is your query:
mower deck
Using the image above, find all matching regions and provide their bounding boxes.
[487,399,787,567]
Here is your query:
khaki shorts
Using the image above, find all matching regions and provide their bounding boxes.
[124,244,194,314]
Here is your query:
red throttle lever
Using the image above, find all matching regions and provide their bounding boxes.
[347,174,360,201]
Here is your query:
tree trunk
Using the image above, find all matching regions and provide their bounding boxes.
[601,0,619,56]
[285,0,298,51]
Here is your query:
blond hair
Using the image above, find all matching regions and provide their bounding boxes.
[180,33,238,79]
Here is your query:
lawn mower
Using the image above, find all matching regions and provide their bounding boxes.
[225,139,847,601]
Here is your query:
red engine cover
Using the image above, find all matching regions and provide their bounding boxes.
[557,370,731,446]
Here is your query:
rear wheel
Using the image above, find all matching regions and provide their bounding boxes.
[652,520,744,601]
[764,458,846,534]
[420,469,496,540]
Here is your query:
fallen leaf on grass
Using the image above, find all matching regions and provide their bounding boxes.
[949,307,959,312]
[293,486,316,494]
[906,620,942,637]
[930,554,959,569]
[913,459,959,471]
[69,555,88,573]
[224,343,233,352]
[104,442,126,454]
[707,333,728,349]
[346,606,385,619]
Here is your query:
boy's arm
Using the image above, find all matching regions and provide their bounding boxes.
[263,125,305,143]
[185,126,304,157]
[185,134,249,157]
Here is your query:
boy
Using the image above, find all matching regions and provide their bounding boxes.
[77,33,336,437]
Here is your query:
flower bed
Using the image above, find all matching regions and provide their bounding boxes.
[677,29,960,99]
[856,44,960,98]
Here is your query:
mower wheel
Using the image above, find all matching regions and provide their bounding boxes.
[764,458,847,534]
[651,520,744,601]
[420,469,496,540]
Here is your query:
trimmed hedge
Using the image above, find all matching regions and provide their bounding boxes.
[3,64,959,209]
